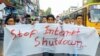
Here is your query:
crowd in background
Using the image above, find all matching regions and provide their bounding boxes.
[0,13,83,41]
[3,13,83,26]
[0,13,83,40]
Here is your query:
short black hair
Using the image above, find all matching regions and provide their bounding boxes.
[63,16,69,21]
[16,18,20,23]
[5,14,16,24]
[46,14,55,20]
[42,16,47,19]
[25,14,31,18]
[39,16,46,23]
[75,14,83,19]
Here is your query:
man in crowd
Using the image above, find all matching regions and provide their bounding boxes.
[75,15,83,26]
[63,17,70,24]
[46,14,56,23]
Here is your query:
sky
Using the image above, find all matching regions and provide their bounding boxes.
[40,0,83,16]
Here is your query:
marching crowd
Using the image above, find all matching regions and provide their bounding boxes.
[2,13,84,56]
[3,13,83,26]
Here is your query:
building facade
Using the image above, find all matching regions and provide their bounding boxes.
[2,0,40,16]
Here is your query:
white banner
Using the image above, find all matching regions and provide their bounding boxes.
[4,24,100,56]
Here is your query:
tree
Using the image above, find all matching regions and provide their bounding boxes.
[39,7,52,16]
[45,7,51,15]
[39,9,45,16]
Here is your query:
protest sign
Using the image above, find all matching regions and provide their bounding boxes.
[4,24,99,56]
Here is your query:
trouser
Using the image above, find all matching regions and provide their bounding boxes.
[42,53,74,56]
[43,52,54,56]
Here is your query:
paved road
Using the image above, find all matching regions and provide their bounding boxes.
[96,42,100,56]
[0,41,3,56]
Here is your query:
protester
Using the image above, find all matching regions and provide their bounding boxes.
[34,17,39,23]
[24,14,31,24]
[15,15,22,25]
[46,14,56,23]
[69,18,75,25]
[5,14,16,25]
[75,15,83,26]
[43,14,56,56]
[31,16,37,25]
[40,16,47,23]
[63,17,70,24]
[55,16,62,23]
